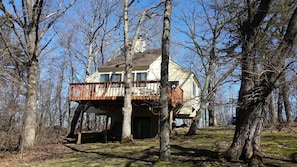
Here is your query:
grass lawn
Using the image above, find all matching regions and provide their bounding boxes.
[1,126,297,167]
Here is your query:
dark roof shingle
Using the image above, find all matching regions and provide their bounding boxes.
[100,49,161,68]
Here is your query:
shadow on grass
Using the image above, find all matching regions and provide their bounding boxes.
[171,144,221,165]
[64,144,158,167]
[262,155,297,167]
[292,152,297,163]
[63,143,224,166]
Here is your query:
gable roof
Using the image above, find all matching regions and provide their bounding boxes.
[99,49,161,72]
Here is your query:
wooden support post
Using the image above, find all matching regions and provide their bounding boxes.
[104,115,108,143]
[169,109,173,132]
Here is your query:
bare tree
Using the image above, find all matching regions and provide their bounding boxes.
[122,0,133,143]
[176,0,239,134]
[121,0,163,143]
[159,0,172,161]
[277,85,285,123]
[0,0,76,150]
[224,1,297,165]
[64,0,121,139]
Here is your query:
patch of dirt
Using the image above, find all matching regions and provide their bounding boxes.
[0,144,73,167]
[172,127,189,135]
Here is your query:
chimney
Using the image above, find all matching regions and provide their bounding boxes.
[134,37,146,53]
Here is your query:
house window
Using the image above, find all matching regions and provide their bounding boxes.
[111,73,121,82]
[111,73,122,87]
[136,72,147,87]
[99,74,110,88]
[100,74,110,82]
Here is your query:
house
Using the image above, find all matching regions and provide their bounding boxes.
[68,48,200,139]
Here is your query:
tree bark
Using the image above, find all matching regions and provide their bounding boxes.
[188,102,205,135]
[267,93,276,125]
[277,87,284,123]
[76,109,84,144]
[23,59,39,149]
[159,0,172,161]
[208,76,217,126]
[121,0,133,143]
[68,104,86,137]
[280,74,293,123]
[225,94,266,162]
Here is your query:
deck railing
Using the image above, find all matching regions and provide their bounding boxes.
[68,81,183,106]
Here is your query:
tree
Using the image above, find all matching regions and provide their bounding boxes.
[0,22,25,149]
[64,0,121,139]
[224,1,297,165]
[265,92,276,125]
[208,75,217,126]
[176,0,239,134]
[0,0,76,150]
[159,0,172,161]
[121,0,163,143]
[122,0,133,143]
[278,73,293,123]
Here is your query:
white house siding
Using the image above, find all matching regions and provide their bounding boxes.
[190,76,200,117]
[85,71,101,82]
[167,61,200,117]
[148,56,161,80]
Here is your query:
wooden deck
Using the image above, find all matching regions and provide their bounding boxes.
[68,81,183,107]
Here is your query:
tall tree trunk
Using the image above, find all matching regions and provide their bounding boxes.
[277,88,284,124]
[67,104,86,137]
[267,93,276,125]
[225,0,270,164]
[67,101,72,135]
[280,74,293,123]
[23,59,39,149]
[57,59,66,127]
[188,102,205,135]
[208,76,217,127]
[159,0,172,161]
[121,0,133,143]
[76,109,84,144]
[225,96,266,162]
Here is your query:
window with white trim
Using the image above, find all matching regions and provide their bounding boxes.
[136,72,147,87]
